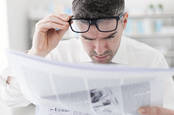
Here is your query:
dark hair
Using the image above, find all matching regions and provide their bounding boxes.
[72,0,125,19]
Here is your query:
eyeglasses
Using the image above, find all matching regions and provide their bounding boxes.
[68,14,124,33]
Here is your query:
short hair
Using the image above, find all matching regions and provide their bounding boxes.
[72,0,125,19]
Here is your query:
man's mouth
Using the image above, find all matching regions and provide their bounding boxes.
[94,55,109,61]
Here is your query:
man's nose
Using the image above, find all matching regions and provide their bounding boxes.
[94,40,106,55]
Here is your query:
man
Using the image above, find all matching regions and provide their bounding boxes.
[1,0,174,115]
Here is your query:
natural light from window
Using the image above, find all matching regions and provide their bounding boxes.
[0,0,9,73]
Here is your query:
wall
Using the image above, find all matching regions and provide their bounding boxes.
[6,0,29,51]
[5,0,174,51]
[126,0,174,13]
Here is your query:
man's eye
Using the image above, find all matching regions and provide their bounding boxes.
[105,36,115,40]
[84,37,94,41]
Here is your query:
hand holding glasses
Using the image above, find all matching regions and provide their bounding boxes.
[68,14,124,33]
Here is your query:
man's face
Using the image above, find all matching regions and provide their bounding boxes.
[80,14,128,64]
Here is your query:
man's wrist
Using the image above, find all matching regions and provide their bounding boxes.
[27,49,47,57]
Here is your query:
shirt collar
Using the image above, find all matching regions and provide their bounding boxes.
[111,36,128,65]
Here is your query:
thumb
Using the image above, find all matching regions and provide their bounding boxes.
[138,106,174,115]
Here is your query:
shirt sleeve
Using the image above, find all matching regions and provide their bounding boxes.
[45,39,78,63]
[152,52,174,109]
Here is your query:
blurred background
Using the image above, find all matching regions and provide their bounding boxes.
[0,0,174,114]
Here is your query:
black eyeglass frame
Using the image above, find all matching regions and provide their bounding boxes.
[68,13,125,33]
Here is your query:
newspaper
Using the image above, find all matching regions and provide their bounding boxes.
[6,50,174,115]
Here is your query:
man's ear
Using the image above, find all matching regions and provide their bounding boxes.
[123,12,128,29]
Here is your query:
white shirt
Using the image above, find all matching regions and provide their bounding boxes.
[47,36,168,68]
[1,36,174,115]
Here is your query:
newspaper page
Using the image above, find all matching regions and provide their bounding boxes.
[6,50,174,115]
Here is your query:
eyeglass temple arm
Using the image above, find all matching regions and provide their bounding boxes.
[119,13,125,19]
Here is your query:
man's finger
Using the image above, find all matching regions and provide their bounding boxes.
[56,13,71,21]
[138,106,174,115]
[37,22,66,32]
[6,76,12,84]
